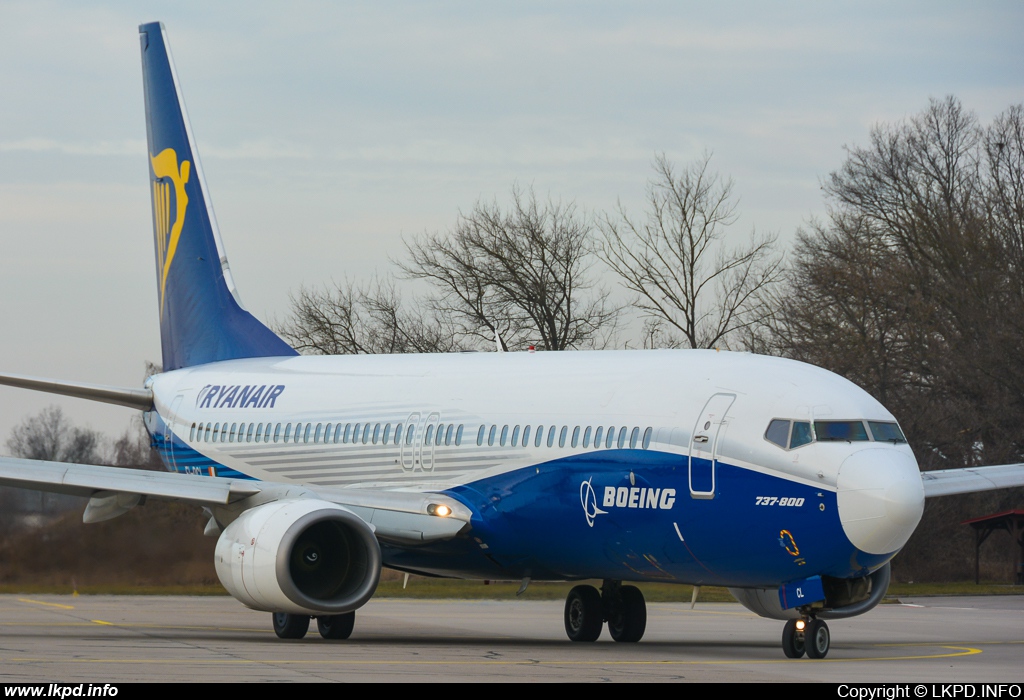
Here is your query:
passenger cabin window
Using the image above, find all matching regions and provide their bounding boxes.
[629,427,639,449]
[521,425,530,447]
[477,425,485,447]
[455,425,463,446]
[642,427,652,449]
[868,421,907,443]
[594,426,603,449]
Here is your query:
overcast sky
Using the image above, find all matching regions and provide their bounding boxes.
[1,1,1021,450]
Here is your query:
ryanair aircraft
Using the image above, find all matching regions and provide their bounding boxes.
[2,22,1022,659]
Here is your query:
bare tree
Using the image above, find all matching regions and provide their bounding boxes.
[7,405,105,464]
[401,187,618,351]
[767,96,1024,582]
[277,276,466,355]
[805,97,1024,468]
[4,406,105,518]
[598,154,783,349]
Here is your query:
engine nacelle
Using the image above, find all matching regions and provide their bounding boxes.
[729,562,891,621]
[214,499,382,615]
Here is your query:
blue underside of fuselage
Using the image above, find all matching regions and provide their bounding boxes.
[147,412,891,587]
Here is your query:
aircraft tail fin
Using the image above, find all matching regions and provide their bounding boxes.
[139,22,297,371]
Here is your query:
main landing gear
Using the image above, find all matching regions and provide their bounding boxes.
[272,612,356,640]
[564,580,647,643]
[781,617,830,659]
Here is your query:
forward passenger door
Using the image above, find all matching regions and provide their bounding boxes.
[688,393,735,499]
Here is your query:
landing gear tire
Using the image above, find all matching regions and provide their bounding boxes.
[805,619,830,659]
[564,585,603,642]
[781,618,805,658]
[273,612,310,639]
[317,612,355,640]
[607,585,647,643]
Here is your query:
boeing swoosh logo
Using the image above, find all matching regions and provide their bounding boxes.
[579,477,607,527]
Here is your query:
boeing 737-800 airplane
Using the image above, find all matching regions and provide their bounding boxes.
[2,22,1023,659]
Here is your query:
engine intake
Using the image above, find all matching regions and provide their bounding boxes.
[215,499,382,615]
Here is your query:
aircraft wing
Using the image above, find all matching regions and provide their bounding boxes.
[921,463,1024,498]
[0,455,260,504]
[0,456,469,542]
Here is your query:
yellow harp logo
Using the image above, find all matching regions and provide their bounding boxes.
[150,148,191,317]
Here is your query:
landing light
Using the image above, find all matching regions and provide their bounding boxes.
[427,503,452,517]
[795,619,806,631]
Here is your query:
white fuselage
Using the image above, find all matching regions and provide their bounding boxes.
[146,349,925,583]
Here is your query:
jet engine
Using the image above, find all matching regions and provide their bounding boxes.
[214,499,382,615]
[729,562,890,621]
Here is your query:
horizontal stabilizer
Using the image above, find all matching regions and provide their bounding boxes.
[0,372,153,411]
[921,463,1024,498]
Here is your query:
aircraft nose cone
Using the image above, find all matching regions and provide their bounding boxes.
[837,448,924,555]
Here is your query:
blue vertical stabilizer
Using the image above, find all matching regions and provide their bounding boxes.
[139,22,297,370]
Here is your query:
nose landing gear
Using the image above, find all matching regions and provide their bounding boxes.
[781,617,830,658]
[563,580,648,643]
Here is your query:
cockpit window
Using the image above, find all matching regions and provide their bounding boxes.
[868,421,907,443]
[790,421,813,448]
[765,419,790,448]
[814,420,869,442]
[766,418,904,449]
